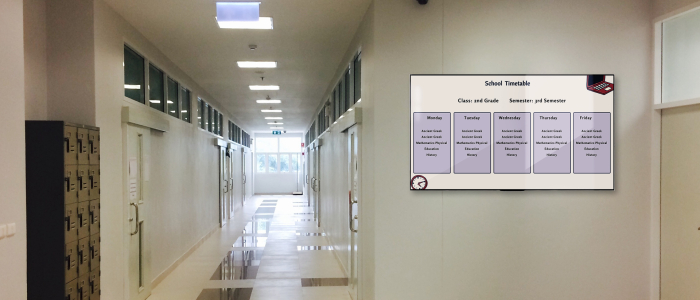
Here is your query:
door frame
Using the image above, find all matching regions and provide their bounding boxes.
[651,3,700,299]
[123,124,152,300]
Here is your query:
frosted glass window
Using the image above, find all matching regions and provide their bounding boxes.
[291,154,299,172]
[268,155,278,172]
[257,154,266,173]
[279,138,301,152]
[280,155,290,172]
[256,138,278,153]
[663,9,700,103]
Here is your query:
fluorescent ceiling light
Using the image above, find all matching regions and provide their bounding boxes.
[238,61,277,68]
[124,84,141,89]
[270,127,283,129]
[257,99,281,104]
[216,2,259,22]
[170,111,176,113]
[250,85,279,90]
[217,17,273,29]
[261,109,282,112]
[149,100,161,103]
[265,117,283,120]
[348,108,353,111]
[181,110,188,113]
[357,99,361,102]
[167,100,174,104]
[267,122,283,125]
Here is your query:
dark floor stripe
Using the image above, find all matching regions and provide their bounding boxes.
[196,288,253,300]
[301,278,348,287]
[297,246,332,251]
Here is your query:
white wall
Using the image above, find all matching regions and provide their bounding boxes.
[306,3,375,297]
[0,1,27,299]
[24,0,47,120]
[93,0,253,297]
[367,0,653,299]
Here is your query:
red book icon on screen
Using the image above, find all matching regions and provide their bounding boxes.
[586,75,614,95]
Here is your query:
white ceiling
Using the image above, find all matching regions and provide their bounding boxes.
[103,0,371,132]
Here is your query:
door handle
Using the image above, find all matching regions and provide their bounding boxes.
[350,215,358,233]
[130,203,139,236]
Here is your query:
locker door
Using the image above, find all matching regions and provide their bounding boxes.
[77,128,89,165]
[65,126,78,165]
[89,199,100,234]
[65,204,78,243]
[219,147,228,227]
[78,237,90,276]
[77,165,89,201]
[88,129,100,164]
[77,202,90,240]
[348,125,361,300]
[65,165,79,204]
[89,269,101,300]
[66,280,78,300]
[90,234,100,271]
[77,274,90,300]
[65,241,79,283]
[89,165,100,200]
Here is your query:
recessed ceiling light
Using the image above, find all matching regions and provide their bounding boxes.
[261,109,282,113]
[238,61,277,68]
[270,127,283,129]
[149,100,161,103]
[124,85,141,89]
[217,17,273,30]
[216,2,260,21]
[267,122,283,125]
[265,117,283,120]
[257,99,281,104]
[250,85,279,90]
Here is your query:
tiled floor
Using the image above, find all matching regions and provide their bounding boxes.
[147,195,350,300]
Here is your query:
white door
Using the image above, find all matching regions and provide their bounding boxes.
[661,105,700,299]
[219,147,228,227]
[348,125,360,300]
[314,145,321,227]
[126,125,151,300]
[228,148,235,219]
[241,150,247,205]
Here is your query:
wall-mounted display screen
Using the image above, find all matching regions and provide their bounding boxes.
[410,75,614,190]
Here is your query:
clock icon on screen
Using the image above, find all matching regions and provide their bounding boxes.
[411,175,428,190]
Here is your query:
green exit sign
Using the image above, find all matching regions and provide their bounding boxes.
[272,131,282,135]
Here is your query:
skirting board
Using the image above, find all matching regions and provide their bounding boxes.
[151,226,219,288]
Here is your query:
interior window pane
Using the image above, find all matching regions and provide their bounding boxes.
[339,80,345,114]
[256,138,278,152]
[197,99,203,127]
[124,46,145,103]
[279,137,301,152]
[181,88,191,122]
[280,155,290,172]
[149,64,165,111]
[213,109,219,134]
[291,154,299,172]
[268,155,278,172]
[167,78,179,117]
[219,114,224,136]
[354,54,361,103]
[257,154,266,173]
[207,104,212,132]
[345,69,352,109]
[200,100,207,129]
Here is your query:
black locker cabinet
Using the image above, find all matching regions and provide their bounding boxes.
[26,121,101,300]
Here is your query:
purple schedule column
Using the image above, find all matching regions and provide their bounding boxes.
[533,113,571,174]
[494,113,531,174]
[413,112,451,174]
[573,112,611,174]
[454,113,491,173]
